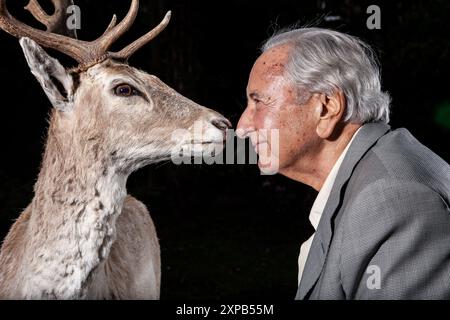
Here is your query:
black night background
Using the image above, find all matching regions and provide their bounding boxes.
[0,0,449,300]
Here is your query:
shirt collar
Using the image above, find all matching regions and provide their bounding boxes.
[309,127,362,230]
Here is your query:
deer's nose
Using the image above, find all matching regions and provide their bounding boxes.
[211,118,232,131]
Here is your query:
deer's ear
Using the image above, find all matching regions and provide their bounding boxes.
[19,37,74,112]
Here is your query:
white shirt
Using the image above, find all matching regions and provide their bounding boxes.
[297,128,362,284]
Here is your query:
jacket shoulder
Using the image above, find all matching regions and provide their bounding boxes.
[348,127,450,206]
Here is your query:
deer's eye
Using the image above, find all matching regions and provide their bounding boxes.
[114,84,138,97]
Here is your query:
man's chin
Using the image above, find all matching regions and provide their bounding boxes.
[257,157,280,175]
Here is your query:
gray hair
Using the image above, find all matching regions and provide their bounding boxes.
[262,28,391,124]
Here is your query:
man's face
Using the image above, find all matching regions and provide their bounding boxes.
[237,44,320,175]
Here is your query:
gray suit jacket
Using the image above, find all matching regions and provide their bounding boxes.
[296,122,450,300]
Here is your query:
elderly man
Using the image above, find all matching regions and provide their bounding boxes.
[237,27,450,299]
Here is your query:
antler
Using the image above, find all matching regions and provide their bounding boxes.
[24,0,76,37]
[0,0,171,71]
[110,10,171,61]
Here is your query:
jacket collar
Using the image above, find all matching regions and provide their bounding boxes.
[296,122,391,299]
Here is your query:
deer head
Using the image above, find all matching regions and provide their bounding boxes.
[0,0,230,174]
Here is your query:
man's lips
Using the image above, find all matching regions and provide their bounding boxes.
[252,141,269,154]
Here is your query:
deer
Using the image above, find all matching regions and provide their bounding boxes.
[0,0,230,299]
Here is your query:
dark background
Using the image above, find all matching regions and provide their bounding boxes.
[0,0,449,300]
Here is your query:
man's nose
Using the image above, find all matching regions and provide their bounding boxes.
[236,107,254,138]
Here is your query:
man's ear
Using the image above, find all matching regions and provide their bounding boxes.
[315,90,345,139]
[19,37,74,112]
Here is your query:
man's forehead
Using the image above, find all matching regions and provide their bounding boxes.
[247,45,291,96]
[254,44,291,75]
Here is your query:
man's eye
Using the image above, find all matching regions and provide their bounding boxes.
[114,84,138,97]
[255,99,265,107]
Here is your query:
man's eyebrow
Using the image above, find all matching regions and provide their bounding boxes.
[248,92,264,100]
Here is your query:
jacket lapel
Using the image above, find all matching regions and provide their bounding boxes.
[296,122,391,299]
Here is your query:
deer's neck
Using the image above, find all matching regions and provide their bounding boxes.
[23,123,127,299]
